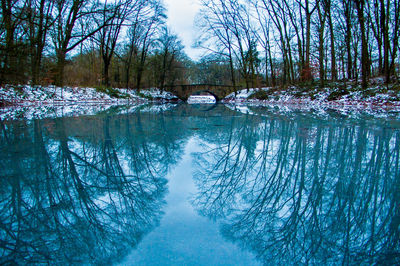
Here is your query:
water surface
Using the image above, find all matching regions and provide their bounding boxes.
[1,104,399,265]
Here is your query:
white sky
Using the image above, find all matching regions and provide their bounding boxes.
[163,0,203,60]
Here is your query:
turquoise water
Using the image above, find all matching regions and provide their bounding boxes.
[1,104,399,265]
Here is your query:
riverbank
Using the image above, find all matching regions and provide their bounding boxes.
[1,81,400,120]
[223,80,400,109]
[0,85,179,107]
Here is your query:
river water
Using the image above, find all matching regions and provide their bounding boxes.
[0,104,399,265]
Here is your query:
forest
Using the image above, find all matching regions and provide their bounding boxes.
[0,0,399,91]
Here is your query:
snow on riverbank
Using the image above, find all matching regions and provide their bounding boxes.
[139,88,179,100]
[0,102,181,120]
[0,85,145,105]
[1,83,400,120]
[223,85,400,110]
[0,85,179,120]
[2,83,399,109]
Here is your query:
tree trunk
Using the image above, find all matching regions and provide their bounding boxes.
[318,4,327,86]
[318,31,325,86]
[160,51,167,89]
[381,0,390,83]
[355,0,369,89]
[103,59,110,87]
[304,4,313,82]
[135,59,144,90]
[1,0,17,84]
[31,55,41,85]
[228,43,236,88]
[264,48,269,86]
[344,0,352,80]
[284,23,295,83]
[353,39,359,80]
[55,52,66,87]
[267,40,275,86]
[389,0,400,78]
[135,46,149,90]
[29,0,52,85]
[327,0,337,81]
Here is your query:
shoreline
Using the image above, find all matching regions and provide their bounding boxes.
[2,98,400,121]
[2,97,400,108]
[1,84,400,120]
[222,98,400,110]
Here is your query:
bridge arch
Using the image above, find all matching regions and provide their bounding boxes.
[163,84,241,102]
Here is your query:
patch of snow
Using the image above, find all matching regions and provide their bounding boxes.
[221,84,400,113]
[140,88,178,100]
[233,105,254,115]
[0,102,178,121]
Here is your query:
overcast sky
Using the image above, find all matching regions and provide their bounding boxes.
[163,0,203,60]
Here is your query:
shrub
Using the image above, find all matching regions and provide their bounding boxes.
[327,87,349,101]
[249,90,269,100]
[137,92,153,100]
[96,86,124,98]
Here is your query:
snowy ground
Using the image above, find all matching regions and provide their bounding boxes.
[0,85,181,105]
[0,85,179,120]
[0,102,181,120]
[225,101,400,120]
[138,88,179,100]
[0,85,139,105]
[1,83,400,120]
[223,85,400,111]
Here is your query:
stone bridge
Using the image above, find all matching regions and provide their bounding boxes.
[163,84,241,102]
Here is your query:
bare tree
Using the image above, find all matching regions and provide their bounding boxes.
[354,0,370,89]
[252,3,276,86]
[317,0,328,85]
[197,0,239,87]
[151,27,185,89]
[123,0,166,89]
[51,0,111,87]
[198,0,261,88]
[94,0,136,87]
[25,0,56,85]
[326,0,337,81]
[0,0,27,84]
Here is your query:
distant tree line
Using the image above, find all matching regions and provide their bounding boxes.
[1,0,399,90]
[0,0,192,89]
[197,0,400,88]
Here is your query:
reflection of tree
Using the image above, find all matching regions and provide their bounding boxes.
[192,113,400,265]
[193,113,259,218]
[0,113,180,264]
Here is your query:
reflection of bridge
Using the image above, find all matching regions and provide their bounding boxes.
[163,84,241,102]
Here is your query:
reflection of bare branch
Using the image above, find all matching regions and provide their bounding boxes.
[0,113,181,264]
[193,112,400,264]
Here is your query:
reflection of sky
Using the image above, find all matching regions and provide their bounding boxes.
[121,137,260,265]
